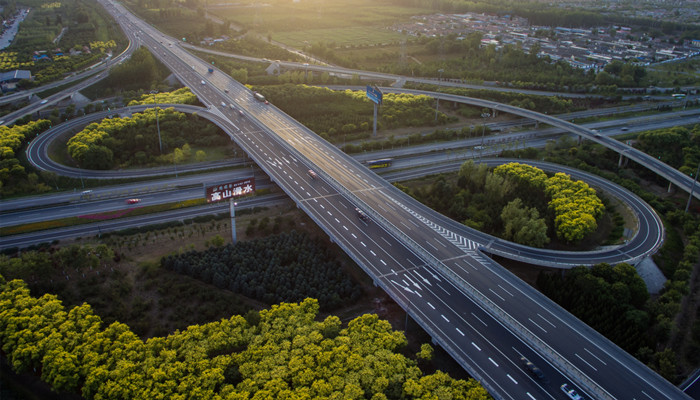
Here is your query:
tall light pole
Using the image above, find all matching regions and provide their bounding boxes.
[150,90,162,154]
[230,200,237,244]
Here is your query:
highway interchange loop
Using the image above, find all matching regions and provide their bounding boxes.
[24,101,664,269]
[10,1,692,397]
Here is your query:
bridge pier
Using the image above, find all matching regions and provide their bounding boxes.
[618,154,626,167]
[668,182,674,193]
[491,108,497,118]
[578,135,582,146]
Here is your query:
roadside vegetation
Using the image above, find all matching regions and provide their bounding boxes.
[161,231,363,311]
[396,161,606,248]
[0,0,125,86]
[67,108,227,169]
[501,134,700,382]
[79,47,175,100]
[0,120,52,196]
[255,85,454,142]
[0,279,491,399]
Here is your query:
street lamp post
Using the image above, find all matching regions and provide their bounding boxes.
[230,200,237,244]
[150,90,162,154]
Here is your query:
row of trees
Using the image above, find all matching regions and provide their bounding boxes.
[66,108,226,169]
[0,120,52,196]
[404,161,604,247]
[406,83,580,115]
[494,163,604,242]
[504,135,700,379]
[90,47,172,95]
[126,87,199,106]
[0,278,489,399]
[634,125,700,177]
[161,231,363,310]
[536,263,680,379]
[256,84,454,140]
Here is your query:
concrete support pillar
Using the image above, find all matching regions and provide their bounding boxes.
[618,154,625,168]
[491,108,497,118]
[578,135,582,146]
[668,181,674,193]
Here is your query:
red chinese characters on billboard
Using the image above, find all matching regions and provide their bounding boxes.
[205,177,255,203]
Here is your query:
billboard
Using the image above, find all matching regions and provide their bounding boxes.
[366,85,383,105]
[205,177,255,203]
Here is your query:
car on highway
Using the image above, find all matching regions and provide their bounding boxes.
[238,109,244,117]
[308,169,317,179]
[201,80,205,85]
[40,99,48,104]
[126,198,141,204]
[224,88,229,93]
[520,357,544,379]
[621,127,629,131]
[220,101,226,107]
[560,383,583,400]
[355,207,369,222]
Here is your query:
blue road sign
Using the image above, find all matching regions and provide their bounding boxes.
[366,85,383,105]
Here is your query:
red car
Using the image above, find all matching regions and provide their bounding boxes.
[126,198,141,204]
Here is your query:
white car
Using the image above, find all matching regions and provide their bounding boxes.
[201,80,205,85]
[220,101,226,107]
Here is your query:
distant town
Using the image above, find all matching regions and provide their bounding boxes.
[392,12,700,71]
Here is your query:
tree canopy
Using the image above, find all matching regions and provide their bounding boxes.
[161,231,363,310]
[0,277,490,399]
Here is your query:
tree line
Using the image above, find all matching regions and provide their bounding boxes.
[504,135,700,381]
[494,163,604,243]
[536,262,681,380]
[126,87,199,106]
[0,120,52,196]
[67,108,226,169]
[161,231,363,311]
[0,278,490,399]
[255,84,454,141]
[400,161,604,247]
[634,125,700,178]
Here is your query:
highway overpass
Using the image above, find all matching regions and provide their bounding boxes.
[16,1,694,399]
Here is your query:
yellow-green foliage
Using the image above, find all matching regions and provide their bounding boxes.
[67,108,184,162]
[41,2,61,8]
[126,87,198,106]
[546,172,605,242]
[495,163,604,242]
[0,52,34,71]
[0,280,491,400]
[89,40,117,53]
[493,163,548,188]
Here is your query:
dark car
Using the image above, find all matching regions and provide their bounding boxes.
[520,357,544,379]
[355,207,369,222]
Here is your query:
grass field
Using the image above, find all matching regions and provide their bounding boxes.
[215,0,429,34]
[273,26,405,48]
